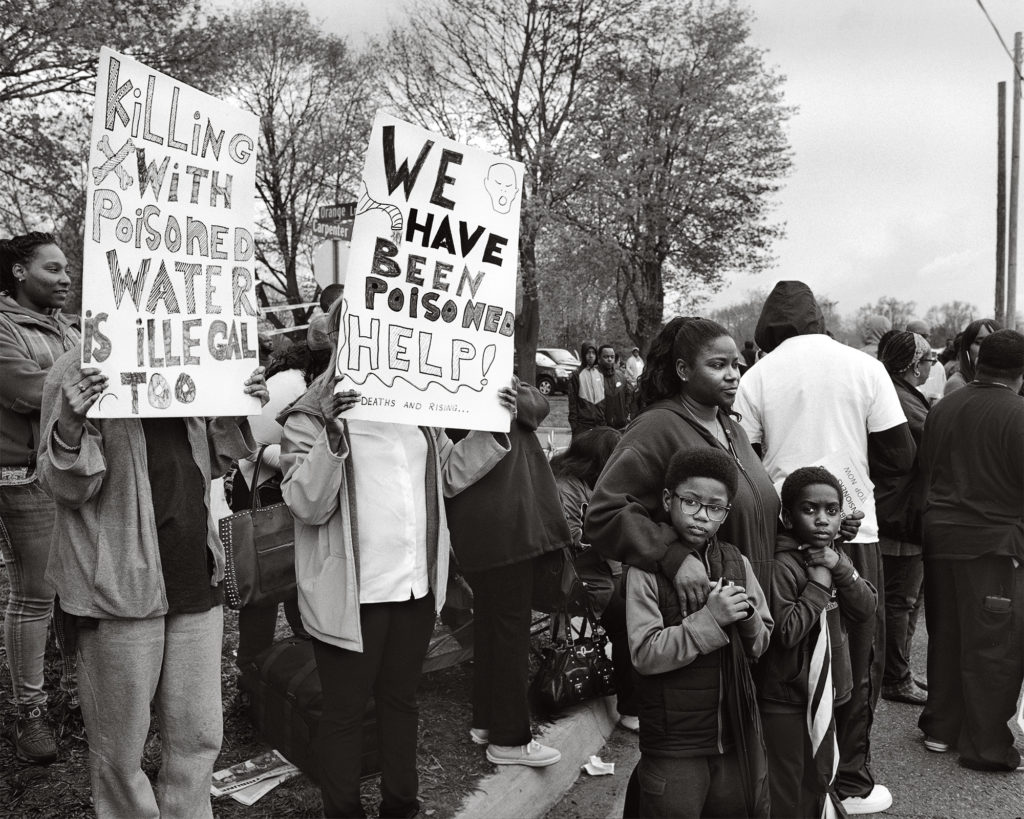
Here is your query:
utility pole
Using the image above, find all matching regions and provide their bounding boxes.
[1007,33,1022,330]
[997,82,1007,326]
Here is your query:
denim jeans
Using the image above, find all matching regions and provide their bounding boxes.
[636,752,746,818]
[77,608,224,819]
[0,481,75,706]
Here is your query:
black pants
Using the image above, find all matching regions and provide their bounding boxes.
[312,594,436,818]
[464,559,533,746]
[835,541,884,799]
[600,573,638,717]
[236,598,305,669]
[881,553,924,687]
[918,556,1023,771]
[762,710,822,819]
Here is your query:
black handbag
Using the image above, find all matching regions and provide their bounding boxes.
[530,561,616,713]
[218,446,296,610]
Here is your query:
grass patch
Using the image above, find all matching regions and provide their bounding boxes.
[0,591,491,818]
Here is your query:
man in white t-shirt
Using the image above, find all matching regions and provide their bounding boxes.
[734,281,914,817]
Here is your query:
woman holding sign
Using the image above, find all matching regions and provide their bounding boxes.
[0,232,79,764]
[36,348,267,818]
[279,298,516,819]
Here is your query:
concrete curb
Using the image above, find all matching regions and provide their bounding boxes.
[453,695,619,819]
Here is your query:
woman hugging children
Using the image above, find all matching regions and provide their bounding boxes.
[626,452,876,819]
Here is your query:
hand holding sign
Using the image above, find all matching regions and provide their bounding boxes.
[57,366,109,445]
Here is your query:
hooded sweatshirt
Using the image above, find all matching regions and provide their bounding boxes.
[758,532,876,711]
[567,340,605,433]
[0,294,80,472]
[584,399,779,597]
[735,281,910,544]
[860,314,893,358]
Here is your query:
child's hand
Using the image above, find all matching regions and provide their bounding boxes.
[705,579,750,626]
[807,564,831,587]
[805,545,840,571]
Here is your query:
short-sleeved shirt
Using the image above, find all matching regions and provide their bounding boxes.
[734,334,907,543]
[142,418,221,614]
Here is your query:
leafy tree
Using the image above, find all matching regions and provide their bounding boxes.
[0,0,229,308]
[212,0,375,327]
[923,300,979,347]
[708,289,767,351]
[536,223,626,352]
[0,0,226,106]
[854,297,917,343]
[382,0,634,383]
[564,0,792,351]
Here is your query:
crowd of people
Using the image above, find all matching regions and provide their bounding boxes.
[2,229,1022,819]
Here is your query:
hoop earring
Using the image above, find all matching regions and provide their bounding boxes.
[912,367,921,377]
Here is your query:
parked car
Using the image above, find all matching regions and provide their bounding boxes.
[538,348,582,370]
[513,351,573,396]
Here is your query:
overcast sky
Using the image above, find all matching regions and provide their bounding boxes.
[302,0,1024,321]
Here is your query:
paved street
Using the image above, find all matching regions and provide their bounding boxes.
[547,626,1023,819]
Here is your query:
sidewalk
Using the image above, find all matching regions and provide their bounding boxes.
[453,696,619,819]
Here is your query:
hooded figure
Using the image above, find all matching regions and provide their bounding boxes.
[567,340,605,435]
[860,315,893,358]
[734,280,913,816]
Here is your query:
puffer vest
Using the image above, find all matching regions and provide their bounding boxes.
[637,538,747,758]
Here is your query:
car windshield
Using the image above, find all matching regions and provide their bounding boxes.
[536,352,557,367]
[540,348,579,367]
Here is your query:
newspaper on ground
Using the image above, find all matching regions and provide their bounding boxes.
[228,769,301,805]
[210,750,298,798]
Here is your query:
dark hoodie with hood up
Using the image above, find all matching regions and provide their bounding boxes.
[567,340,605,434]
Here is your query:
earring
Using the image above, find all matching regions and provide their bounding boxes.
[913,367,921,377]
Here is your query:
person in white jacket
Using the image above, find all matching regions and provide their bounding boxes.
[279,298,515,818]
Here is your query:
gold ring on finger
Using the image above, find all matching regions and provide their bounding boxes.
[79,383,87,392]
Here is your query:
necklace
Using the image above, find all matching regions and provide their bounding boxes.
[679,395,730,449]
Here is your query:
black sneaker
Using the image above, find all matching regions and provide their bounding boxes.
[6,704,58,764]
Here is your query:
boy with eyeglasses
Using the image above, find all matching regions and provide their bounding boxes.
[757,467,876,817]
[625,447,772,818]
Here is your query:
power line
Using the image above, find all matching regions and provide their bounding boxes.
[975,0,1024,83]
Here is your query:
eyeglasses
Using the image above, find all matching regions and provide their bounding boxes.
[672,493,731,522]
[920,356,938,364]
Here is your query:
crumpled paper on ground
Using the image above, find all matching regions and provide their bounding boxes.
[581,755,615,776]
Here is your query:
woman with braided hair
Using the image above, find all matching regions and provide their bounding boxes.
[875,329,935,706]
[0,232,79,764]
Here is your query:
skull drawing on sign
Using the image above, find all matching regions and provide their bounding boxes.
[483,163,520,214]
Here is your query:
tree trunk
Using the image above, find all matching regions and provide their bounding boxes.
[620,255,665,355]
[515,223,541,387]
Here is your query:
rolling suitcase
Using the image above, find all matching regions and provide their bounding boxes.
[238,637,380,781]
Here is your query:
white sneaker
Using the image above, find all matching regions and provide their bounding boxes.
[486,739,561,767]
[469,727,489,746]
[618,715,640,733]
[923,735,951,753]
[841,784,892,815]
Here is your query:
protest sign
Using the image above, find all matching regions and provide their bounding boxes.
[336,112,523,431]
[81,47,260,417]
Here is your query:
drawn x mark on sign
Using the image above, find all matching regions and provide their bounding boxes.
[92,135,136,190]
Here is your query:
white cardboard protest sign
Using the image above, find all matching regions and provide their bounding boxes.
[335,112,522,431]
[81,47,260,417]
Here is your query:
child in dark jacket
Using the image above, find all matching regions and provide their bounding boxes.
[626,448,772,818]
[758,467,876,818]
